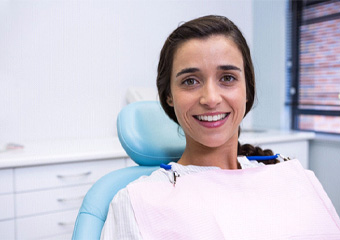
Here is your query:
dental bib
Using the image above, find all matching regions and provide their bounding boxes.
[127,160,340,240]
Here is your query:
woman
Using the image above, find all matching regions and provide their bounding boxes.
[157,15,276,166]
[101,15,340,239]
[157,15,267,169]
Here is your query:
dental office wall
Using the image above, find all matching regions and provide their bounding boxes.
[0,0,253,144]
[252,0,287,130]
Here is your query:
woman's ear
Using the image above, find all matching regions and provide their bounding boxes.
[166,95,174,107]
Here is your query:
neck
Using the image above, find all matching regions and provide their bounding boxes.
[177,136,239,170]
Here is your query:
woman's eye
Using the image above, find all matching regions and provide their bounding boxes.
[221,75,236,83]
[183,78,198,86]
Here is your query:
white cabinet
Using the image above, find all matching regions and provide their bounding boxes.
[0,158,126,240]
[0,220,15,240]
[15,185,91,217]
[13,158,126,240]
[0,194,15,220]
[0,169,15,240]
[0,168,14,194]
[15,158,125,192]
[16,210,78,240]
[0,137,129,239]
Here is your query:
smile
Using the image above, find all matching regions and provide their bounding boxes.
[194,113,229,122]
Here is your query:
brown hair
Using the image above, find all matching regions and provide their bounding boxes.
[156,15,276,161]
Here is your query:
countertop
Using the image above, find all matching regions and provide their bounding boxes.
[0,130,314,169]
[0,137,126,169]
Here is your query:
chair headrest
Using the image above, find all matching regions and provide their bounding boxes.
[117,101,186,166]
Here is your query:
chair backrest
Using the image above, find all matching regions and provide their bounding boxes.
[117,101,186,166]
[72,101,186,240]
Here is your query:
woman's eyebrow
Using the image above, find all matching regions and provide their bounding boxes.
[218,65,242,72]
[175,65,241,78]
[175,67,199,77]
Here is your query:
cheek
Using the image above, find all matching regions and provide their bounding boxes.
[240,93,247,115]
[230,87,247,116]
[232,97,246,114]
[172,98,187,124]
[171,91,194,128]
[170,91,183,117]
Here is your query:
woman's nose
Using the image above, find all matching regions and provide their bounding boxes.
[199,81,222,108]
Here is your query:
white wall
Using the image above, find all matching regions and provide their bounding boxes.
[252,0,287,130]
[0,0,253,143]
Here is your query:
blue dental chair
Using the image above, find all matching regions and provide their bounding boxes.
[72,101,186,240]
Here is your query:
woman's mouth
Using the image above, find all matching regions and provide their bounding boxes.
[194,113,229,122]
[193,113,230,128]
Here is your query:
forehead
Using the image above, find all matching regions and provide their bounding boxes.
[172,35,244,72]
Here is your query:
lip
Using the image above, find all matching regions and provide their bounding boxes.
[193,112,230,128]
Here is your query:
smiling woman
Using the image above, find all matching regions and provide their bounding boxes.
[101,15,340,239]
[157,16,275,168]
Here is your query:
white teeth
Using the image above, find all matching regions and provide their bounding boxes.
[197,114,227,122]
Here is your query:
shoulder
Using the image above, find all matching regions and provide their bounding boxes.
[114,162,218,200]
[111,167,170,204]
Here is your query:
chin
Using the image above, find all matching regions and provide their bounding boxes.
[198,137,231,149]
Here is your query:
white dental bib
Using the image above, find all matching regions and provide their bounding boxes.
[127,159,340,240]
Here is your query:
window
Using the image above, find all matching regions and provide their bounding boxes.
[290,0,340,134]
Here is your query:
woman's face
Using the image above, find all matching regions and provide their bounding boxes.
[168,35,247,148]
